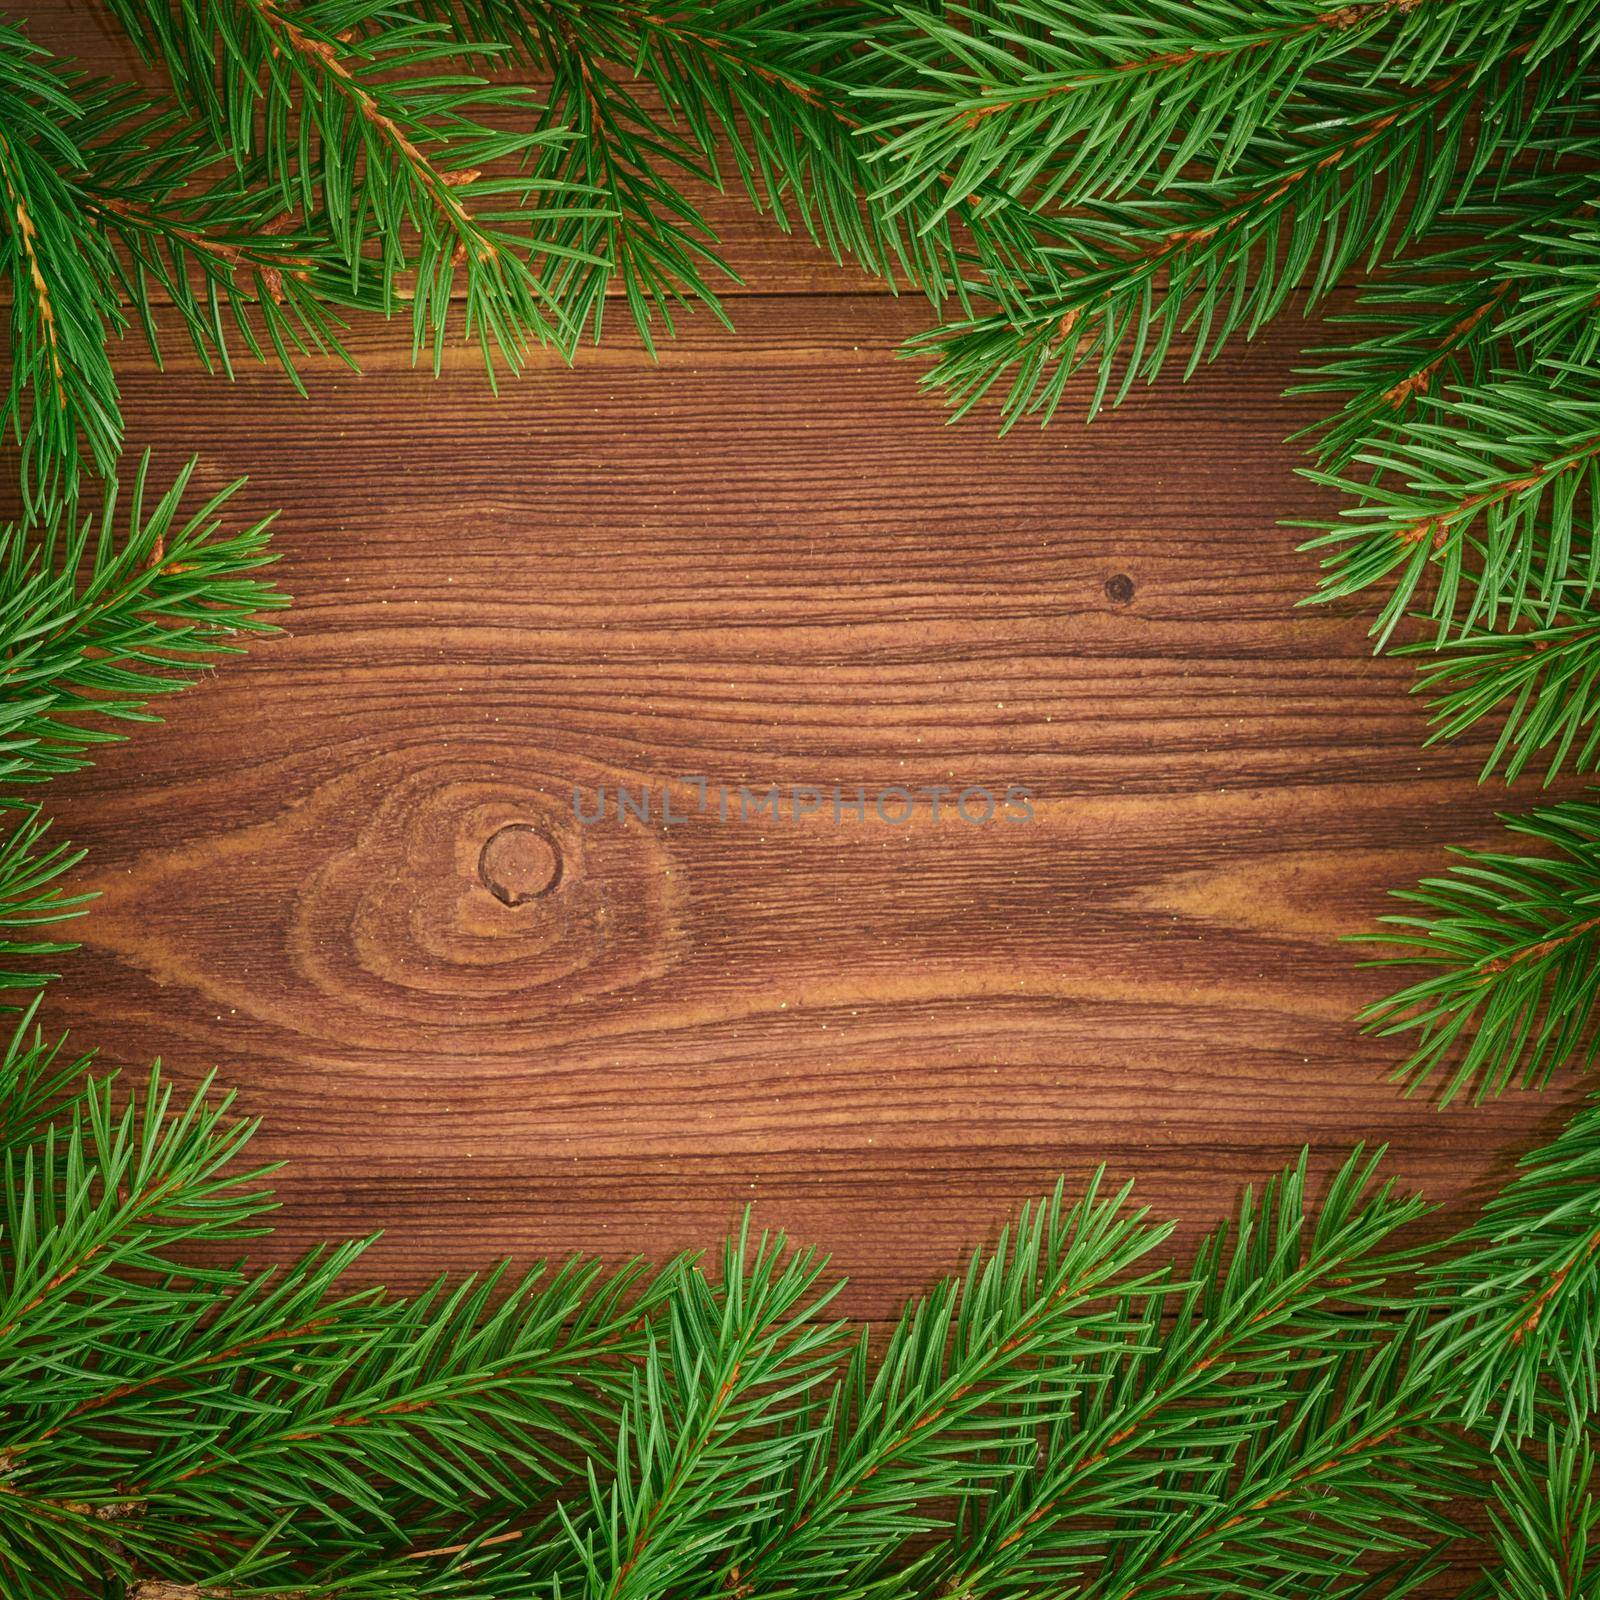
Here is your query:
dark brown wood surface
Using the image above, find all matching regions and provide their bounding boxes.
[14,3,1587,1318]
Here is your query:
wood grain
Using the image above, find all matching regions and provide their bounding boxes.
[7,0,1586,1317]
[13,286,1577,1317]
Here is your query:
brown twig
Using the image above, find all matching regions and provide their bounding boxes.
[1509,1226,1600,1343]
[1398,432,1600,550]
[243,0,496,262]
[0,130,64,395]
[1382,279,1513,405]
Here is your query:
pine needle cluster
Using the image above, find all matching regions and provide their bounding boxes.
[5,0,1600,1594]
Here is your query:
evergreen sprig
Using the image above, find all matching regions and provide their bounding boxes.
[0,450,281,792]
[860,0,1592,219]
[1359,800,1600,1103]
[1404,610,1600,786]
[1480,1420,1600,1597]
[917,1152,1459,1600]
[739,1173,1162,1597]
[0,23,126,507]
[1420,1082,1600,1445]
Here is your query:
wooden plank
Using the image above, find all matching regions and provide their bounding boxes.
[31,293,1576,1317]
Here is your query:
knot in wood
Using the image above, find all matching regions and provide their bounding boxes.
[478,824,561,905]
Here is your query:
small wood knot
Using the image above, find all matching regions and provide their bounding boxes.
[1105,573,1135,604]
[478,824,560,905]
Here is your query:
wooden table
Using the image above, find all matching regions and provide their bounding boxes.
[24,2,1577,1318]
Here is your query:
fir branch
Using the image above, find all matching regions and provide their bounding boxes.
[1284,169,1600,476]
[0,1066,270,1360]
[1305,273,1516,472]
[5,0,598,470]
[1359,799,1600,1103]
[1298,362,1600,647]
[1304,150,1600,475]
[0,1004,90,1156]
[68,89,376,387]
[404,0,1054,344]
[0,452,283,795]
[904,49,1544,430]
[0,804,88,995]
[922,1151,1454,1600]
[1404,608,1600,785]
[0,25,124,509]
[0,42,362,455]
[113,1257,660,1580]
[1421,1086,1600,1442]
[603,0,1056,316]
[553,1218,844,1600]
[622,1,949,289]
[0,1053,665,1595]
[1481,1420,1600,1597]
[736,1173,1165,1595]
[511,3,740,353]
[860,0,1494,221]
[100,0,567,267]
